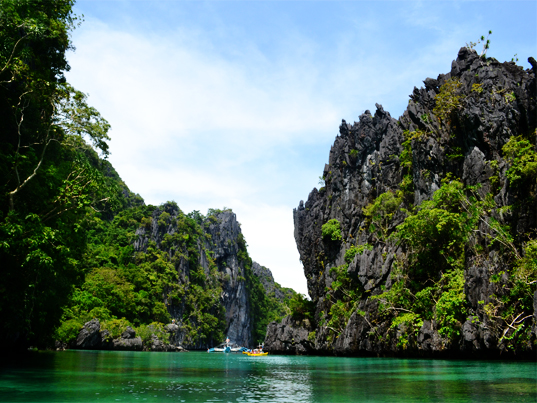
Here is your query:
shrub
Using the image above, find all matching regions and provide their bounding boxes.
[85,306,113,322]
[101,318,132,340]
[344,244,373,264]
[363,191,402,241]
[322,219,342,241]
[435,269,467,338]
[289,294,315,321]
[54,319,83,344]
[433,78,464,124]
[158,211,171,228]
[137,322,170,344]
[503,135,537,188]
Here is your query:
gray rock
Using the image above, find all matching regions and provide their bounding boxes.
[165,323,179,333]
[271,47,537,358]
[147,335,175,352]
[252,262,294,303]
[417,321,443,353]
[75,319,102,349]
[264,316,314,354]
[113,336,143,350]
[121,326,136,339]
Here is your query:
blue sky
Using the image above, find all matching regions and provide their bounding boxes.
[67,0,537,295]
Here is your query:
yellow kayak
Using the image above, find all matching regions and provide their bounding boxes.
[246,352,268,356]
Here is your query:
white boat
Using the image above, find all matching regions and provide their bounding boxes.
[207,339,248,353]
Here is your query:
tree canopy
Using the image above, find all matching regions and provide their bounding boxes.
[0,0,115,348]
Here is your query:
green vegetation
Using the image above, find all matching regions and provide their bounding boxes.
[54,205,215,345]
[324,263,363,340]
[237,234,295,344]
[55,204,293,348]
[446,146,464,161]
[363,191,402,241]
[322,219,342,241]
[466,30,492,57]
[433,78,464,125]
[471,83,483,94]
[137,322,170,344]
[325,168,535,349]
[481,237,537,349]
[289,293,315,322]
[374,180,494,341]
[398,130,428,200]
[0,1,290,349]
[502,135,537,189]
[344,243,373,264]
[0,0,124,348]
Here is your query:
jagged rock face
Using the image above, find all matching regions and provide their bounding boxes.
[294,105,404,303]
[264,317,314,354]
[134,207,253,348]
[277,48,536,358]
[74,319,102,349]
[253,262,276,296]
[252,262,292,303]
[203,212,252,346]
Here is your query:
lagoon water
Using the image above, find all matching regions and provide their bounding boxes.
[1,350,536,402]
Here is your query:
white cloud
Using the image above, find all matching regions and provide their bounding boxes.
[66,19,344,295]
[68,20,341,151]
[231,201,308,295]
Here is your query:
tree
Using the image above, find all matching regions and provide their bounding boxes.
[0,0,114,349]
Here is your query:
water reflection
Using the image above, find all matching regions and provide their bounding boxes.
[1,351,535,402]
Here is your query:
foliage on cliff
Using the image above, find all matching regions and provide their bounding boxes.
[237,236,294,344]
[54,204,291,349]
[285,46,537,357]
[55,204,219,347]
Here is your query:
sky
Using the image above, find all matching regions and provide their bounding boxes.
[66,0,537,296]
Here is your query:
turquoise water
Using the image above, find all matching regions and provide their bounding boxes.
[1,351,536,402]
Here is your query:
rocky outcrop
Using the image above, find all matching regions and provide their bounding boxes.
[203,211,252,347]
[253,262,295,303]
[66,205,285,352]
[264,317,314,354]
[133,206,257,349]
[265,48,536,358]
[74,319,102,349]
[67,320,178,352]
[112,327,143,351]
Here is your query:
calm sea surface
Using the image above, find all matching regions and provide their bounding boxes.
[1,350,536,402]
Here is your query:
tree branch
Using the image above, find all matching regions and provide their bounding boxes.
[0,28,28,78]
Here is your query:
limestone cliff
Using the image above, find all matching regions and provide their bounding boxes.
[133,205,256,348]
[252,262,296,304]
[265,48,536,358]
[59,195,290,351]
